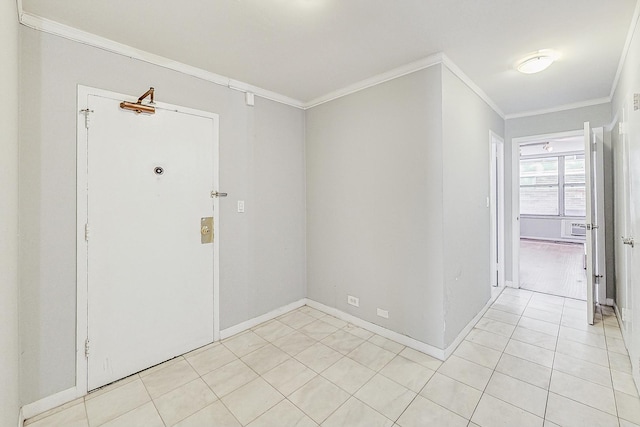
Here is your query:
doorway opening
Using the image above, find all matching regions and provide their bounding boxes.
[516,132,588,300]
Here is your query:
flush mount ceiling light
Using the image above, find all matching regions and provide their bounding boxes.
[516,50,557,74]
[542,142,553,152]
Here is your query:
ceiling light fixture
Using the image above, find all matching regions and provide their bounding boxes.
[516,50,557,74]
[542,142,553,152]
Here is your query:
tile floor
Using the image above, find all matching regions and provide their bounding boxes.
[26,288,640,427]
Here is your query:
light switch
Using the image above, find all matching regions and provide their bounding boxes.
[237,200,245,213]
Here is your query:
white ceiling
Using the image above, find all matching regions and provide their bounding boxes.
[21,0,638,115]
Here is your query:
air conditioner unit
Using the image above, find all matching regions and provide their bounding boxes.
[561,220,586,238]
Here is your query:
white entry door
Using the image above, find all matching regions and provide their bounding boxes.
[84,91,217,390]
[584,122,597,324]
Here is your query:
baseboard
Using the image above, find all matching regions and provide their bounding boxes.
[505,280,517,288]
[21,386,80,421]
[219,298,307,340]
[443,285,505,359]
[18,408,24,427]
[306,299,446,360]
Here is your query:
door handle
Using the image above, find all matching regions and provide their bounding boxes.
[211,191,228,198]
[622,237,635,248]
[201,217,214,244]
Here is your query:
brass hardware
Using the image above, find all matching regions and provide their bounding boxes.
[120,87,156,114]
[201,217,214,244]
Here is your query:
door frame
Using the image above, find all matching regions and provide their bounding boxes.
[511,129,584,289]
[490,131,505,287]
[75,85,221,396]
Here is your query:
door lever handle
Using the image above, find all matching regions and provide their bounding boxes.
[622,237,635,248]
[211,191,228,198]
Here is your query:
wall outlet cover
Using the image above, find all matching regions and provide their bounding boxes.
[347,295,359,307]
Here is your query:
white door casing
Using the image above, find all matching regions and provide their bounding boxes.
[490,131,505,287]
[76,86,220,393]
[584,122,596,325]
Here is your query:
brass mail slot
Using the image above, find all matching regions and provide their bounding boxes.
[201,217,214,244]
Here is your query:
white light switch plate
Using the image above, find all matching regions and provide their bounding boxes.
[237,200,245,213]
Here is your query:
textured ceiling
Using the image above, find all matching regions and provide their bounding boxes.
[22,0,638,115]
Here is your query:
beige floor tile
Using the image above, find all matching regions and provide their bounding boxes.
[252,320,295,342]
[511,326,557,351]
[518,316,559,336]
[491,302,526,315]
[347,341,396,371]
[485,371,548,417]
[563,298,587,310]
[545,392,618,427]
[221,377,284,425]
[613,369,640,397]
[322,397,392,427]
[85,374,140,401]
[452,340,501,369]
[321,329,365,354]
[396,395,467,427]
[295,342,342,372]
[475,317,516,337]
[343,324,375,340]
[464,329,509,352]
[471,394,543,427]
[85,379,151,426]
[354,374,416,420]
[141,359,200,399]
[185,344,237,376]
[321,357,376,394]
[552,352,612,387]
[607,335,629,355]
[246,399,317,427]
[530,293,565,306]
[223,331,268,358]
[138,356,184,378]
[620,420,640,427]
[528,300,565,315]
[201,359,258,398]
[379,355,435,392]
[561,315,605,335]
[544,421,562,427]
[278,311,316,329]
[437,355,493,391]
[173,401,241,427]
[27,403,88,427]
[288,376,350,424]
[420,372,482,419]
[504,339,554,368]
[272,330,317,356]
[100,402,164,427]
[262,358,316,396]
[298,319,339,341]
[618,390,640,425]
[241,343,290,374]
[549,370,616,415]
[495,353,551,389]
[368,335,406,354]
[562,306,588,321]
[298,305,326,319]
[398,347,442,370]
[25,398,85,424]
[610,351,633,373]
[559,325,607,349]
[523,306,562,324]
[321,315,348,329]
[605,324,624,339]
[555,338,609,367]
[154,378,217,426]
[483,308,521,325]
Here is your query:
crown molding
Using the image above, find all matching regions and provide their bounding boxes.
[609,0,640,101]
[504,97,611,120]
[18,12,307,109]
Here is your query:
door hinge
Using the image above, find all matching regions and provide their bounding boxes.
[85,223,90,241]
[634,93,640,111]
[80,109,94,129]
[619,122,626,135]
[84,338,90,358]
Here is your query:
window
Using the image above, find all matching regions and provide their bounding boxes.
[520,157,559,215]
[519,153,585,217]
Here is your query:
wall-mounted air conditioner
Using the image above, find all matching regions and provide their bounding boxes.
[561,219,586,238]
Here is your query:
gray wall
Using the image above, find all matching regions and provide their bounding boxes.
[306,67,446,348]
[0,1,21,425]
[19,27,306,404]
[441,67,504,346]
[611,14,640,332]
[505,103,613,298]
[520,217,585,243]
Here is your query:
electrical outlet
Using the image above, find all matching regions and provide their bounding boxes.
[347,295,359,307]
[377,308,389,318]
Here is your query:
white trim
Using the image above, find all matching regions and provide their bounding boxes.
[606,298,615,307]
[19,13,306,109]
[443,285,504,359]
[489,131,506,288]
[219,299,307,340]
[505,280,516,288]
[505,98,611,120]
[305,299,446,360]
[609,0,640,101]
[514,129,584,144]
[18,408,23,427]
[21,387,79,420]
[304,54,444,109]
[440,54,505,118]
[76,85,221,394]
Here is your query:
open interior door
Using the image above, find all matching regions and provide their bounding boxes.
[584,122,597,325]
